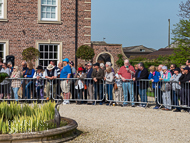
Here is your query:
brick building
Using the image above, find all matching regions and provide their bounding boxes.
[0,0,126,70]
[0,0,91,69]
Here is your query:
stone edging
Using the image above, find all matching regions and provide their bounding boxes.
[0,117,78,143]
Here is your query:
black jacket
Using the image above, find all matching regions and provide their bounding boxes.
[179,72,190,89]
[135,68,149,89]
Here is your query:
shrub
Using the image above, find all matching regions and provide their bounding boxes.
[76,45,95,61]
[22,47,40,62]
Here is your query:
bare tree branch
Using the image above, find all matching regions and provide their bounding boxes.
[179,0,190,18]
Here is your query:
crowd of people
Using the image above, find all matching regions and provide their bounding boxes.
[0,57,190,113]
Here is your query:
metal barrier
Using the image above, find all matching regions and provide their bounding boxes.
[157,81,190,110]
[52,78,105,104]
[2,76,190,110]
[105,79,156,107]
[0,78,51,102]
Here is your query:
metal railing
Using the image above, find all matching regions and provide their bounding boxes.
[105,79,155,107]
[1,77,190,110]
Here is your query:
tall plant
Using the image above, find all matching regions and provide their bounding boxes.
[22,47,40,62]
[76,45,95,61]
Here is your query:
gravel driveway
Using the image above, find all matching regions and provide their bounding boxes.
[59,104,190,143]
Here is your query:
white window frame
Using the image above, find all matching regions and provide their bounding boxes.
[0,0,4,19]
[39,44,60,68]
[41,0,58,21]
[38,0,61,24]
[0,43,5,62]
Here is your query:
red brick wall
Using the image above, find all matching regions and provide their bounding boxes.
[0,0,91,69]
[92,44,126,71]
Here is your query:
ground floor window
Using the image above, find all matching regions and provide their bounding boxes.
[39,44,59,69]
[0,43,5,62]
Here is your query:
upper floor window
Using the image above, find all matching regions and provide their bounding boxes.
[41,0,57,21]
[38,0,61,24]
[140,49,145,52]
[0,0,4,18]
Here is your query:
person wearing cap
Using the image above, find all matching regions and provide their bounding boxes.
[44,64,57,100]
[60,58,71,105]
[179,66,190,112]
[10,66,21,101]
[24,62,35,101]
[159,66,172,110]
[74,67,86,104]
[170,67,182,112]
[91,62,104,105]
[120,59,135,107]
[148,66,161,109]
[33,65,45,100]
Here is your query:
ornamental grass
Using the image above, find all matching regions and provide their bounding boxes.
[0,101,64,134]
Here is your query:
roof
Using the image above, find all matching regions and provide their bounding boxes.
[123,45,156,52]
[91,41,122,46]
[129,48,174,60]
[148,48,174,56]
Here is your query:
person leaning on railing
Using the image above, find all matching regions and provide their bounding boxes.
[33,65,45,101]
[0,63,10,99]
[24,62,35,101]
[170,67,182,112]
[133,62,149,108]
[179,66,190,113]
[10,66,21,102]
[104,66,114,106]
[60,58,71,105]
[119,59,135,107]
[159,66,172,111]
[148,66,161,109]
[44,64,57,100]
[74,67,86,104]
[91,62,104,105]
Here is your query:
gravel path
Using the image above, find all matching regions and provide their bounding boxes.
[59,104,190,143]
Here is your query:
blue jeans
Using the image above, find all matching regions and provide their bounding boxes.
[25,81,33,99]
[173,90,180,110]
[12,87,19,101]
[122,82,134,105]
[139,88,147,105]
[94,83,103,101]
[106,84,113,100]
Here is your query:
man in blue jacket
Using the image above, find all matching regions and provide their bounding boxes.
[86,62,93,104]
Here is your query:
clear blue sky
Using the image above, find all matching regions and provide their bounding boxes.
[91,0,186,50]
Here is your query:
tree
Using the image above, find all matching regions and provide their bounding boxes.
[76,45,95,61]
[179,0,190,18]
[172,19,190,65]
[116,54,124,67]
[22,47,40,62]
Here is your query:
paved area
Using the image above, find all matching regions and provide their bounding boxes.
[59,104,190,143]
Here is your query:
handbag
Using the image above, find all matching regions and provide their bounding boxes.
[161,82,171,92]
[114,83,118,90]
[84,84,87,90]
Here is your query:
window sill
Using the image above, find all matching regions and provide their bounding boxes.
[37,20,62,24]
[0,19,8,22]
